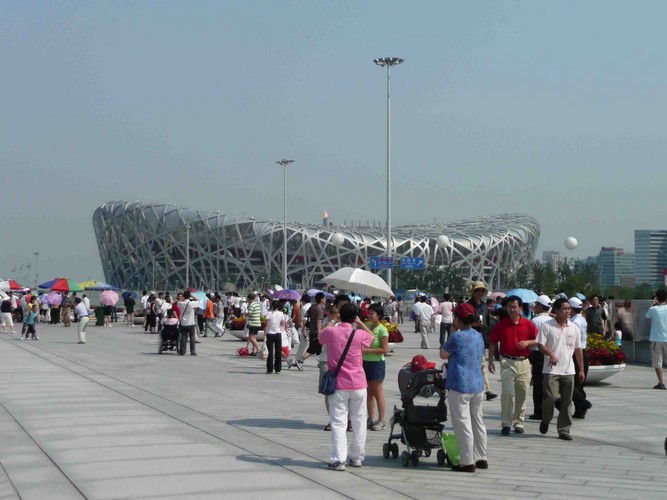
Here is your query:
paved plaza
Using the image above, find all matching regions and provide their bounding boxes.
[0,320,666,499]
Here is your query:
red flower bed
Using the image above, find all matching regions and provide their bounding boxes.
[388,330,404,344]
[587,347,627,366]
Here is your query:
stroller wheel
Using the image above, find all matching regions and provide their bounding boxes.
[410,450,419,467]
[382,443,390,459]
[391,443,399,459]
[437,449,446,466]
[400,451,410,467]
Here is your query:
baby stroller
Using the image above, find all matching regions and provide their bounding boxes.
[383,362,448,467]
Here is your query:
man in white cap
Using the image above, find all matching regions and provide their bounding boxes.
[569,296,592,417]
[528,294,552,420]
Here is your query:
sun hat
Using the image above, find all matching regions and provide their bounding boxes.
[411,354,437,373]
[569,297,583,309]
[535,295,552,307]
[471,281,487,292]
[453,302,476,319]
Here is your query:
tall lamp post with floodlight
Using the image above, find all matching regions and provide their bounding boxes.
[34,252,39,287]
[374,56,404,287]
[276,159,295,289]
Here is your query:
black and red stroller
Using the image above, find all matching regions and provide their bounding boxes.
[383,362,448,467]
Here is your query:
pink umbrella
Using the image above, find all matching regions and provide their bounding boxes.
[99,290,119,306]
[46,291,63,306]
[489,291,506,301]
[429,297,441,314]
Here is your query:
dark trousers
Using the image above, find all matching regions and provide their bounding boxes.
[530,350,544,417]
[51,308,60,324]
[181,325,196,354]
[266,333,282,373]
[572,349,590,414]
[439,323,452,347]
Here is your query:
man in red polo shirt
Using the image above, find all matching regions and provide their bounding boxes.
[488,295,538,436]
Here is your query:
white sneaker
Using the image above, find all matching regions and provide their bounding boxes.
[347,458,362,468]
[328,461,345,471]
[371,420,386,431]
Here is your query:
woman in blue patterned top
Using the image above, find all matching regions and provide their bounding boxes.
[440,302,488,473]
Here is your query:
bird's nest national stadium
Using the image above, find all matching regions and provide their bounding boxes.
[93,201,540,292]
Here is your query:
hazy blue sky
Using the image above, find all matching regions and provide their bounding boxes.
[2,0,666,286]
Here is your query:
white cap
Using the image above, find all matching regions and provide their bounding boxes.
[535,294,552,307]
[569,297,583,309]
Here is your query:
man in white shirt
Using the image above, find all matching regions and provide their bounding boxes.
[537,298,585,441]
[82,294,91,311]
[415,295,434,349]
[74,298,90,344]
[176,290,200,356]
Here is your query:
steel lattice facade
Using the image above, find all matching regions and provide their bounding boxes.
[93,200,540,291]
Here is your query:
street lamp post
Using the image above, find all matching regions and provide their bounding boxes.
[34,252,39,287]
[185,223,190,289]
[374,57,404,287]
[276,159,294,289]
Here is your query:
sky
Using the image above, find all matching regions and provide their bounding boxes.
[2,0,666,287]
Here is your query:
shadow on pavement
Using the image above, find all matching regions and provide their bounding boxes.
[228,418,323,430]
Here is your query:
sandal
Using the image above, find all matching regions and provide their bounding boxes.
[323,424,332,431]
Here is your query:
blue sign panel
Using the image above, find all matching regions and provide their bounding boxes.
[369,256,394,269]
[400,257,425,270]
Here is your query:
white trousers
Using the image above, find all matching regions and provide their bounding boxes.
[286,326,300,349]
[419,321,431,348]
[78,317,89,343]
[1,312,14,331]
[447,389,487,467]
[329,388,367,464]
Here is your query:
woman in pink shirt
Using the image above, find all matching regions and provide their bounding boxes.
[318,303,374,471]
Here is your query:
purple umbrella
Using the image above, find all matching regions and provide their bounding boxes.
[307,288,335,299]
[271,289,302,301]
[46,291,63,306]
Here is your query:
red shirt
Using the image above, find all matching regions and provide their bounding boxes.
[489,316,537,358]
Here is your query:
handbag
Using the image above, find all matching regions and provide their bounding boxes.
[318,328,356,395]
[257,342,268,360]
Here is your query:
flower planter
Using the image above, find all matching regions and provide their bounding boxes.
[586,364,626,384]
[228,330,265,342]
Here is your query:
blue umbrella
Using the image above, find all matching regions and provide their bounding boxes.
[39,278,61,289]
[576,292,586,300]
[122,290,138,299]
[505,288,539,303]
[307,288,335,299]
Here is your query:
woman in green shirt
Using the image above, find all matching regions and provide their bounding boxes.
[363,303,389,431]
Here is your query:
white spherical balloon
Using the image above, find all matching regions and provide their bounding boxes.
[564,236,578,250]
[332,232,345,246]
[437,235,451,249]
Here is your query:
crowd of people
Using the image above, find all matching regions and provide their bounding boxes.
[4,280,667,475]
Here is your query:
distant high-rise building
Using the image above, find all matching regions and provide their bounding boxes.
[635,230,667,287]
[542,250,560,271]
[597,247,634,289]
